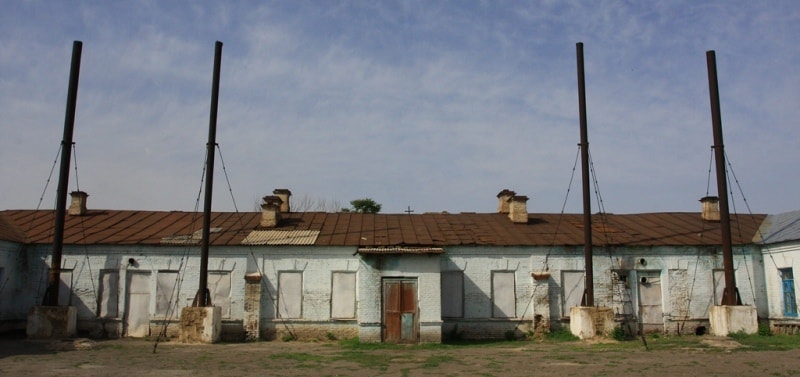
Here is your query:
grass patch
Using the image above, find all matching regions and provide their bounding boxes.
[195,354,211,363]
[729,333,800,351]
[421,355,455,368]
[640,335,710,351]
[545,329,579,342]
[334,350,398,371]
[544,354,577,361]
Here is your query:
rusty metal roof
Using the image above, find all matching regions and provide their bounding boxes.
[0,213,27,243]
[0,209,766,248]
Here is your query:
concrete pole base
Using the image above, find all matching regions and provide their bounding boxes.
[709,305,757,336]
[179,306,222,343]
[569,306,615,340]
[26,306,77,339]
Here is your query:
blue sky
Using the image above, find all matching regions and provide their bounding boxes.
[1,1,798,215]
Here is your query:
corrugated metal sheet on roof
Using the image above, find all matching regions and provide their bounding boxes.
[241,230,319,245]
[357,247,444,254]
[755,210,800,244]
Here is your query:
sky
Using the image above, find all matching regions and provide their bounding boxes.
[1,1,798,215]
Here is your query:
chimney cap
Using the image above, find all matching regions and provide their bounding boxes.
[273,188,292,195]
[509,195,529,202]
[497,189,516,198]
[700,196,719,203]
[70,191,89,197]
[262,195,283,206]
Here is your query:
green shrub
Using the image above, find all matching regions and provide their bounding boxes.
[758,323,772,336]
[611,326,626,341]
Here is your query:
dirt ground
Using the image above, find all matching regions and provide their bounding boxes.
[1,336,800,377]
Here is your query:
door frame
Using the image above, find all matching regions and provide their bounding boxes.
[381,277,419,344]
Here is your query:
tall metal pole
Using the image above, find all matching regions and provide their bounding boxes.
[577,42,594,306]
[706,50,738,306]
[195,41,223,307]
[44,41,82,306]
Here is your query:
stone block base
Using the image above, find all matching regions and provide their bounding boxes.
[419,321,442,343]
[26,306,77,339]
[442,319,534,341]
[709,305,757,336]
[358,323,382,343]
[179,306,222,343]
[265,321,359,341]
[569,306,614,340]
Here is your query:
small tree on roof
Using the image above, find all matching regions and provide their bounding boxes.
[348,198,382,213]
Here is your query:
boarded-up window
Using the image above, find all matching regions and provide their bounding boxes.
[156,271,178,317]
[98,270,119,318]
[562,270,585,318]
[209,271,232,318]
[331,272,356,319]
[58,269,73,306]
[441,271,464,318]
[492,271,516,318]
[278,272,302,318]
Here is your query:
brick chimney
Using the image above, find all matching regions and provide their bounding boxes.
[700,196,720,222]
[497,189,516,214]
[260,195,283,227]
[508,195,529,223]
[68,191,88,216]
[273,189,292,213]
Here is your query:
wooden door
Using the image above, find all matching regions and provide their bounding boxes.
[383,279,418,343]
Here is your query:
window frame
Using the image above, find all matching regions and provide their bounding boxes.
[155,270,179,318]
[277,271,303,319]
[780,268,798,317]
[208,270,232,319]
[330,271,357,319]
[491,271,516,318]
[561,270,585,318]
[98,269,120,318]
